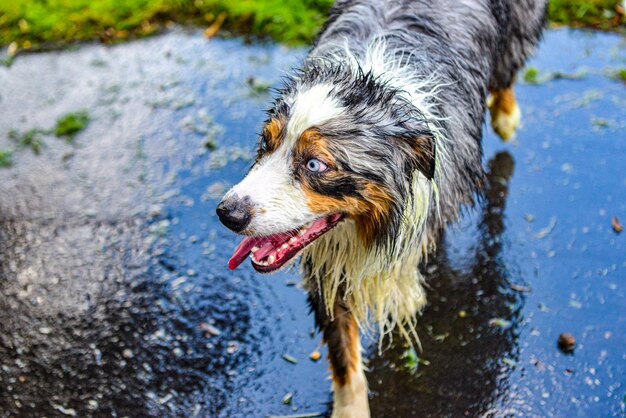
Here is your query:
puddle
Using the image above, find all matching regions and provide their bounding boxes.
[0,29,624,417]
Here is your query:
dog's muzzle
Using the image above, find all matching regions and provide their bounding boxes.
[216,194,253,233]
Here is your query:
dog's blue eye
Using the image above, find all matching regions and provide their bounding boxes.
[306,158,328,173]
[260,138,268,152]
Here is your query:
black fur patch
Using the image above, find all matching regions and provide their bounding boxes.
[305,174,361,199]
[307,286,355,387]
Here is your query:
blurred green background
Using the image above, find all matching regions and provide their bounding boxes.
[0,0,624,51]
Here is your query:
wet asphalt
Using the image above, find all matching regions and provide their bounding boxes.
[0,29,624,417]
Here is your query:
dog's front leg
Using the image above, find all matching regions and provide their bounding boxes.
[322,302,370,418]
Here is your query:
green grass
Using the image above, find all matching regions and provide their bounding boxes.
[55,111,90,141]
[0,150,12,168]
[0,0,333,50]
[548,0,623,30]
[0,1,622,51]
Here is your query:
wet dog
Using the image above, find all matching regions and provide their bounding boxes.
[217,1,546,416]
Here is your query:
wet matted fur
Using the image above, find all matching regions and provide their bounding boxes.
[217,1,547,416]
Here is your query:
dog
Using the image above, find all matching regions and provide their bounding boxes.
[216,1,546,416]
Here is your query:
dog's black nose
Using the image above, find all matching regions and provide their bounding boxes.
[216,195,252,232]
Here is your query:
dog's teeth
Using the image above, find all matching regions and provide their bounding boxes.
[281,243,289,250]
[251,246,259,253]
[299,229,307,236]
[267,255,275,264]
[289,237,297,244]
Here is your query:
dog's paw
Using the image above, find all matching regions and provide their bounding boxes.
[488,90,521,142]
[490,101,521,141]
[331,405,370,418]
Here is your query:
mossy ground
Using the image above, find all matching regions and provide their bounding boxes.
[548,0,624,30]
[0,1,623,52]
[0,0,333,51]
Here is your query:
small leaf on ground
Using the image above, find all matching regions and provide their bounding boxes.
[535,217,557,239]
[55,111,90,141]
[204,138,217,151]
[282,354,298,364]
[502,357,517,367]
[9,128,46,154]
[524,67,540,84]
[591,118,611,128]
[488,318,512,329]
[0,150,13,168]
[309,351,321,362]
[247,76,272,96]
[511,283,532,293]
[402,347,429,374]
[558,333,576,354]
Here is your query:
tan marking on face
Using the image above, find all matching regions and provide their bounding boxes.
[295,128,393,247]
[294,128,336,169]
[304,182,393,248]
[261,117,285,153]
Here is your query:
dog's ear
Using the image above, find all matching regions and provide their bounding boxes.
[392,105,437,181]
[394,128,436,181]
[410,134,436,181]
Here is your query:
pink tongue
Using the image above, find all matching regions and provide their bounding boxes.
[228,237,258,270]
[228,233,288,270]
[254,240,277,260]
[227,215,343,271]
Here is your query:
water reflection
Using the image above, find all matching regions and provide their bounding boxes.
[368,151,523,417]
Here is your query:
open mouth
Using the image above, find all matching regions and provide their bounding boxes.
[228,213,345,273]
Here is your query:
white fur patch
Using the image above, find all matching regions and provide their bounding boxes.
[225,151,315,236]
[286,83,344,146]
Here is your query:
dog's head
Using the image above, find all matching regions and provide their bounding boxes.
[218,66,436,272]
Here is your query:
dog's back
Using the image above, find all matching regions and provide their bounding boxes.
[312,0,547,228]
[318,0,546,90]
